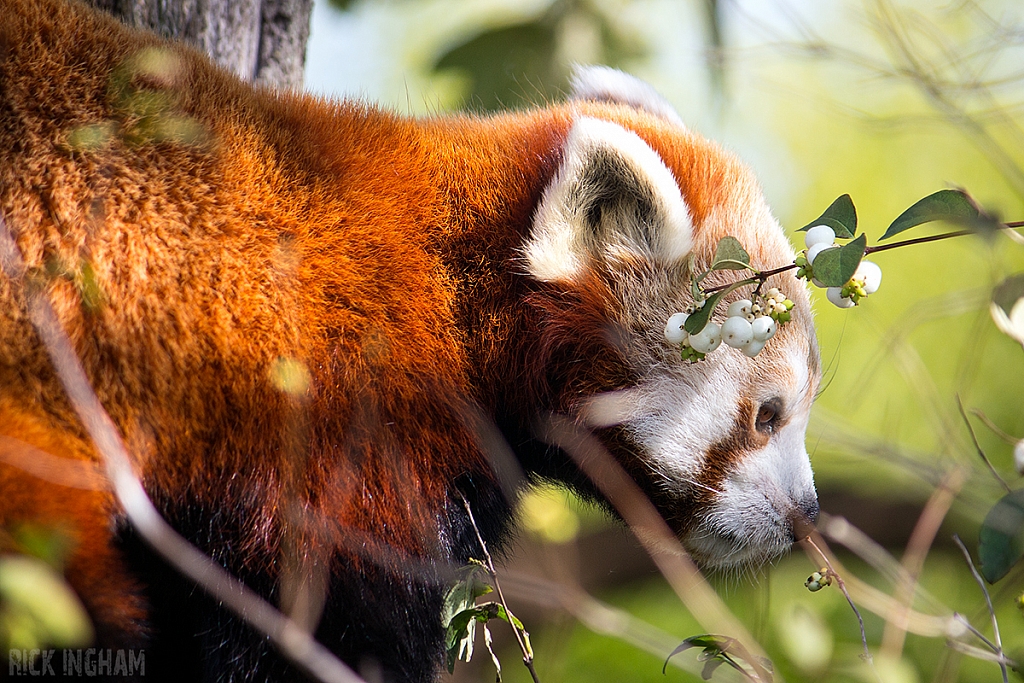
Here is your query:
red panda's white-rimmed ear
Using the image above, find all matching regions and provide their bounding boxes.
[524,116,693,282]
[570,65,684,127]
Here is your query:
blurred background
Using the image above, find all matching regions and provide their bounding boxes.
[304,2,1024,681]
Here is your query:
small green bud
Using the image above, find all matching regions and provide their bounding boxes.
[804,569,832,592]
[681,346,706,363]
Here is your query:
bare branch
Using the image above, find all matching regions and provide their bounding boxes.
[880,467,966,659]
[952,534,1008,683]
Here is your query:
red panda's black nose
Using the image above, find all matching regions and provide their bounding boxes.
[789,498,820,542]
[800,498,820,524]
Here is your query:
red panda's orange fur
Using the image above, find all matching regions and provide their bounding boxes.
[0,0,809,679]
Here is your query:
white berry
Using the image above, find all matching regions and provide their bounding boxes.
[726,299,752,319]
[826,287,855,308]
[721,316,754,348]
[742,338,768,357]
[751,316,777,341]
[806,242,835,265]
[688,322,722,354]
[804,225,836,249]
[1014,439,1024,476]
[664,312,689,345]
[855,260,882,295]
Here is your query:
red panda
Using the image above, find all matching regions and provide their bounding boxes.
[0,1,820,681]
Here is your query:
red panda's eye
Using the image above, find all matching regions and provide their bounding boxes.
[755,400,781,433]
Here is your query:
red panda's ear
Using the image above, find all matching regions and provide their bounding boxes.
[570,65,684,127]
[524,116,693,283]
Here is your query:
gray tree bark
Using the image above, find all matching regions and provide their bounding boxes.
[86,0,314,90]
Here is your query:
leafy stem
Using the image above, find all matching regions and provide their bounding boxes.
[704,222,1023,297]
[864,229,971,255]
[458,491,540,683]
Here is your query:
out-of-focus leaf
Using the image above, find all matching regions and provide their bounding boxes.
[978,488,1024,583]
[701,658,726,680]
[434,21,558,111]
[0,554,94,649]
[799,195,857,239]
[432,1,646,112]
[326,0,358,11]
[811,234,866,287]
[991,273,1024,346]
[880,189,982,240]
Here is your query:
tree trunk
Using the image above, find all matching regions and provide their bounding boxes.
[85,0,314,90]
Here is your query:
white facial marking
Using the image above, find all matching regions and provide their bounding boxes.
[597,329,817,569]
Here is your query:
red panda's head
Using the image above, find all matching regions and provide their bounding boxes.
[522,67,820,569]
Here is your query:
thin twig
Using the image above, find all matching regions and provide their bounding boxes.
[458,491,541,683]
[970,409,1020,445]
[952,535,1008,683]
[956,394,1012,493]
[803,536,878,677]
[945,640,1017,666]
[953,613,1000,653]
[865,229,971,254]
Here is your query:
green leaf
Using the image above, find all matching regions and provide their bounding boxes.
[443,564,496,673]
[701,658,726,680]
[684,291,723,335]
[443,565,490,623]
[664,640,699,673]
[664,635,772,681]
[445,606,487,671]
[683,279,757,334]
[710,236,752,271]
[879,189,980,241]
[799,194,857,239]
[810,234,866,287]
[492,603,526,631]
[978,488,1024,583]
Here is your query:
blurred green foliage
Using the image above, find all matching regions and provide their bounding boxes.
[0,526,93,651]
[431,0,645,110]
[499,553,1024,683]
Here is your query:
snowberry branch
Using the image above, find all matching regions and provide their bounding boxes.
[666,189,1024,364]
